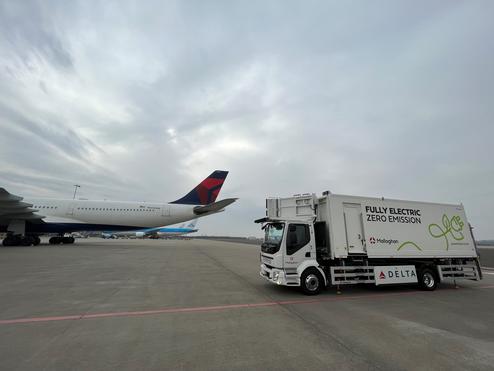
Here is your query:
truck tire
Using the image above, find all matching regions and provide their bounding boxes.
[300,268,324,296]
[418,268,438,291]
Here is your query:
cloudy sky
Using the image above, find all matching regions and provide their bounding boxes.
[0,1,493,238]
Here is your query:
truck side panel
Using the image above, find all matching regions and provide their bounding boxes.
[328,195,477,259]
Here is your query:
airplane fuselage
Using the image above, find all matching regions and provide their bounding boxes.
[17,198,198,234]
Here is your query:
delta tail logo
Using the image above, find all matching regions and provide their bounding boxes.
[170,171,228,205]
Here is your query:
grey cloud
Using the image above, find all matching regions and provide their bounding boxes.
[0,101,101,162]
[0,1,73,70]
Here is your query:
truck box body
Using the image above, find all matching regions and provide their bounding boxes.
[260,193,481,294]
[267,194,477,260]
[324,194,476,259]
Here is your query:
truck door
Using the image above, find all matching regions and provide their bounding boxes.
[284,223,314,268]
[343,203,366,254]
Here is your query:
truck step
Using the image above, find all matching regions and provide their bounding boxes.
[330,266,375,285]
[438,264,480,281]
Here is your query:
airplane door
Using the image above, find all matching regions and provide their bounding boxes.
[162,206,170,217]
[343,203,366,254]
[66,203,75,216]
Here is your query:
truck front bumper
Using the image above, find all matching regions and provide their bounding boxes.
[260,264,287,285]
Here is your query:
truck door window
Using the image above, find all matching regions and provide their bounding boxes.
[287,224,310,255]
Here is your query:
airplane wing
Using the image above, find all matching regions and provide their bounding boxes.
[193,198,238,215]
[0,188,44,225]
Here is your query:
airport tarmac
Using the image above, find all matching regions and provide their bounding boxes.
[0,239,493,371]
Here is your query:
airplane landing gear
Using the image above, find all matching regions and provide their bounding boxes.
[2,234,40,247]
[49,236,75,245]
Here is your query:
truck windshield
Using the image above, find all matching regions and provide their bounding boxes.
[261,223,284,254]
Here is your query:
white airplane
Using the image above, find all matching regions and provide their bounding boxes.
[0,171,236,246]
[103,219,199,239]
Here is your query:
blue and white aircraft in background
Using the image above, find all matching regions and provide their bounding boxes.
[103,219,199,239]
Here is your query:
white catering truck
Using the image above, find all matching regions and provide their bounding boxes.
[255,192,482,295]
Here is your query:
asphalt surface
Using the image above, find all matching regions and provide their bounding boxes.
[0,238,493,371]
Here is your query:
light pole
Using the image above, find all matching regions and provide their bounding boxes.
[73,184,81,200]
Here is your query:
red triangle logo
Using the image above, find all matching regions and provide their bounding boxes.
[379,271,386,279]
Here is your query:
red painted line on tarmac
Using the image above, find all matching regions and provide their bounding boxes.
[0,314,82,324]
[1,286,493,326]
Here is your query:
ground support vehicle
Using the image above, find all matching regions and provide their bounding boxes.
[256,193,482,295]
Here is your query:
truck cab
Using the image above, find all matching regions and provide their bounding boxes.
[258,218,328,294]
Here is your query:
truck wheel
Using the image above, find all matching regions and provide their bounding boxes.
[418,268,438,291]
[300,269,324,295]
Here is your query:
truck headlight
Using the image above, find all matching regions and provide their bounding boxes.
[272,270,282,284]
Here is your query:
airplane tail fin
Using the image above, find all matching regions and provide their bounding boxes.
[170,170,229,205]
[186,219,198,229]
